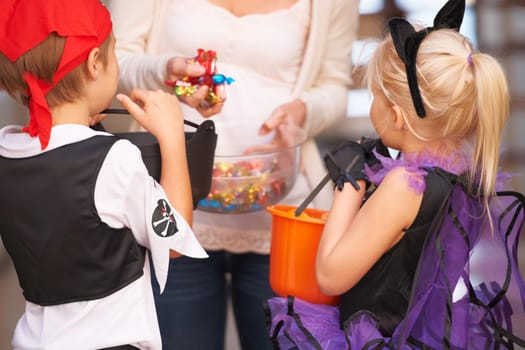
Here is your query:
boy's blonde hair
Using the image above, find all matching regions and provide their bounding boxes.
[367,29,509,202]
[0,32,111,109]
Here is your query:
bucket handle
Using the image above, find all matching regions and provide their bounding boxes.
[294,173,331,217]
[100,108,201,129]
[294,153,361,217]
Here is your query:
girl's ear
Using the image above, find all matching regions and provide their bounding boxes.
[391,105,407,130]
[86,47,101,80]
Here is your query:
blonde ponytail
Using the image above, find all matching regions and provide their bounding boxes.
[367,30,510,210]
[469,53,509,202]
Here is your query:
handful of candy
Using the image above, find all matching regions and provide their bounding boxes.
[166,48,234,105]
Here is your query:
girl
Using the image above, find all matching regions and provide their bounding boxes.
[267,0,525,348]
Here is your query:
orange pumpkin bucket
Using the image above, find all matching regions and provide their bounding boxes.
[266,204,339,306]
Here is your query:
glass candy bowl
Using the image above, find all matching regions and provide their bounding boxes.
[197,123,306,214]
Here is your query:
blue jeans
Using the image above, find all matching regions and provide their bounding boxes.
[150,251,276,350]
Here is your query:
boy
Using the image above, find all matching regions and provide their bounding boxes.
[0,0,207,348]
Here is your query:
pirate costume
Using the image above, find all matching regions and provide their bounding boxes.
[266,0,525,348]
[0,1,207,349]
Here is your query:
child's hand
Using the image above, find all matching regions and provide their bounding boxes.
[323,141,368,191]
[116,89,183,142]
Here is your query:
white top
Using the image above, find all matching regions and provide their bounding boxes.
[154,0,311,253]
[0,124,207,350]
[110,0,358,219]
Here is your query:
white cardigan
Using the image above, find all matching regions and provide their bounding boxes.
[109,0,359,209]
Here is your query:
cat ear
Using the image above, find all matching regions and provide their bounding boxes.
[433,0,465,31]
[388,18,428,117]
[386,0,466,118]
[388,18,415,64]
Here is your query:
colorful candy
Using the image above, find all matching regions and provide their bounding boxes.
[197,157,295,214]
[165,48,234,105]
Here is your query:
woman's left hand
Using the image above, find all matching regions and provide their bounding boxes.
[244,99,307,154]
[259,99,306,136]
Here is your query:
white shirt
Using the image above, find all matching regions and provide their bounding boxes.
[156,0,311,254]
[0,124,207,350]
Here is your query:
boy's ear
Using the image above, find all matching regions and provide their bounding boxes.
[86,47,101,80]
[391,105,406,130]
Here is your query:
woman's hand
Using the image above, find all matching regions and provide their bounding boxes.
[243,99,307,154]
[165,56,223,118]
[259,99,306,136]
[243,121,306,155]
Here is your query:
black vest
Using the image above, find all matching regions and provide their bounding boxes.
[0,135,146,306]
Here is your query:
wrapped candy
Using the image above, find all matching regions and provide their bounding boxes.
[166,49,234,105]
[197,158,290,214]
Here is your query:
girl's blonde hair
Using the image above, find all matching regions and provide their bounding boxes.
[367,28,509,203]
[0,32,111,108]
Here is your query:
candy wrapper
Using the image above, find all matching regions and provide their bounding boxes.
[166,49,234,106]
[196,121,306,214]
[197,157,295,214]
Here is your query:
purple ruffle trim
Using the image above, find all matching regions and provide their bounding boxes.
[365,150,469,194]
[365,149,517,194]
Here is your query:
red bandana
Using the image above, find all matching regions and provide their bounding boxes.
[0,0,112,149]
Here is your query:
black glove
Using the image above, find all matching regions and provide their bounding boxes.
[358,137,390,167]
[323,141,367,191]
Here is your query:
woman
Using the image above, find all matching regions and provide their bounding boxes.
[109,0,359,348]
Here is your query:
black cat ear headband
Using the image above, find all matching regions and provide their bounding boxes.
[388,0,466,118]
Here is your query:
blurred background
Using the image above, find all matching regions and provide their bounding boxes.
[319,0,525,197]
[1,0,524,348]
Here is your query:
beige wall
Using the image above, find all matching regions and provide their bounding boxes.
[0,93,28,128]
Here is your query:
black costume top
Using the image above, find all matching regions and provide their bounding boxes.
[0,136,145,306]
[338,169,455,335]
